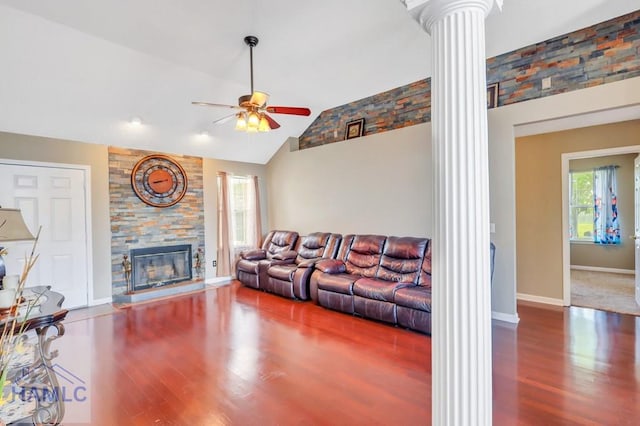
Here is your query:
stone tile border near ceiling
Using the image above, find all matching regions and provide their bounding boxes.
[299,9,640,151]
[108,147,205,295]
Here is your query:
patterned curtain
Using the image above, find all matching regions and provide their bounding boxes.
[593,166,620,244]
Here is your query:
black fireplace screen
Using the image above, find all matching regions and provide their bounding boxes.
[130,244,192,291]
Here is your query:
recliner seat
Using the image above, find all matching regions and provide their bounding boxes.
[312,234,387,314]
[236,230,299,289]
[265,232,342,299]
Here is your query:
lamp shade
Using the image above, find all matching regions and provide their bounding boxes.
[258,115,271,132]
[235,113,247,131]
[0,208,35,242]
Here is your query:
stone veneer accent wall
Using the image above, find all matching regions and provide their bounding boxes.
[109,147,205,295]
[299,9,640,150]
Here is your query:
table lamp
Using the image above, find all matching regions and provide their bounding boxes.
[0,207,36,287]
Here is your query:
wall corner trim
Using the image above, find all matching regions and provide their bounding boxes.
[89,296,113,307]
[207,276,232,286]
[517,293,565,306]
[491,311,520,323]
[570,265,635,275]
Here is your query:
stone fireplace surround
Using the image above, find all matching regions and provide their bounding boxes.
[108,146,205,302]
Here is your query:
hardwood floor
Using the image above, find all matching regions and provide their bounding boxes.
[56,282,640,425]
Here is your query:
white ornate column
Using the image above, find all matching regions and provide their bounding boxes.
[402,0,501,424]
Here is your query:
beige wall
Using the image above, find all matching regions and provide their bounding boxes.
[486,76,640,316]
[267,76,640,319]
[203,158,268,279]
[266,123,432,237]
[516,121,640,300]
[0,131,112,300]
[569,154,636,270]
[0,131,268,299]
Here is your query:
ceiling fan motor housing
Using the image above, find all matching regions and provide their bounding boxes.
[238,94,253,107]
[244,35,259,47]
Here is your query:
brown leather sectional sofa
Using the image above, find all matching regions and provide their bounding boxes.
[236,230,494,335]
[310,234,433,333]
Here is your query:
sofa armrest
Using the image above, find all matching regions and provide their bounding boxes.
[265,258,296,267]
[241,249,266,260]
[297,259,317,268]
[394,282,417,291]
[316,259,346,274]
[272,250,298,261]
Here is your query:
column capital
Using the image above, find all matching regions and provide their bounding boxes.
[401,0,502,34]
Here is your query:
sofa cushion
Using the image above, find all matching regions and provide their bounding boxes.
[303,232,326,250]
[316,259,346,274]
[344,235,386,278]
[265,231,298,257]
[272,250,297,261]
[353,277,412,303]
[316,273,360,295]
[394,286,432,312]
[376,237,428,284]
[296,232,330,262]
[268,264,297,281]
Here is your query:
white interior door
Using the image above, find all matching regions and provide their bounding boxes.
[0,163,88,308]
[634,155,640,306]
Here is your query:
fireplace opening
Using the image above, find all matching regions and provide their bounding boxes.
[130,244,192,292]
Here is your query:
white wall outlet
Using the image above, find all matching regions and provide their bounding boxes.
[333,130,338,138]
[490,223,496,233]
[542,77,552,90]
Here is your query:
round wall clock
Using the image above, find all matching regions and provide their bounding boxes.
[131,154,188,208]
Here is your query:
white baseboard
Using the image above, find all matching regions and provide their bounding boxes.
[206,276,232,286]
[570,265,634,275]
[517,292,565,306]
[89,296,112,306]
[492,311,520,324]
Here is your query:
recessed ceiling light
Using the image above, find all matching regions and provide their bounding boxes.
[196,130,211,141]
[129,116,143,126]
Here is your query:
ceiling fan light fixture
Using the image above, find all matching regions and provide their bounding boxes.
[193,35,310,134]
[235,113,247,131]
[247,110,260,130]
[258,114,271,132]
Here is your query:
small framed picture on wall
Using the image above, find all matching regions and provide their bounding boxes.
[345,118,365,140]
[487,83,499,109]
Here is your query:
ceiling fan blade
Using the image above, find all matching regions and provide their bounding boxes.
[266,106,311,116]
[192,101,241,110]
[213,112,238,125]
[263,113,281,130]
[249,91,270,107]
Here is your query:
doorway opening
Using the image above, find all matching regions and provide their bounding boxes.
[561,146,640,314]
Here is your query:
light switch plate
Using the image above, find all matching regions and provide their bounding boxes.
[490,223,496,233]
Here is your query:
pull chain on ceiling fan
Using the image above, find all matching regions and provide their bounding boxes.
[192,35,311,133]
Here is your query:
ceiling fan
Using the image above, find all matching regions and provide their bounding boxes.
[192,35,311,132]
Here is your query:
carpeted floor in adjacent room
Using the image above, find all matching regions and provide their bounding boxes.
[571,269,640,316]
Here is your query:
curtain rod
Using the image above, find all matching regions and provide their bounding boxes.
[569,165,620,173]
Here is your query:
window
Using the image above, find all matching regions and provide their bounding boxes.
[229,176,251,247]
[569,166,621,244]
[569,170,594,241]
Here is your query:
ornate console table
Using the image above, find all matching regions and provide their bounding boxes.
[0,286,68,425]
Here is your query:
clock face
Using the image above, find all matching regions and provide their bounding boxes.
[131,154,188,208]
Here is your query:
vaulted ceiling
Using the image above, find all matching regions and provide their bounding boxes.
[0,0,637,164]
